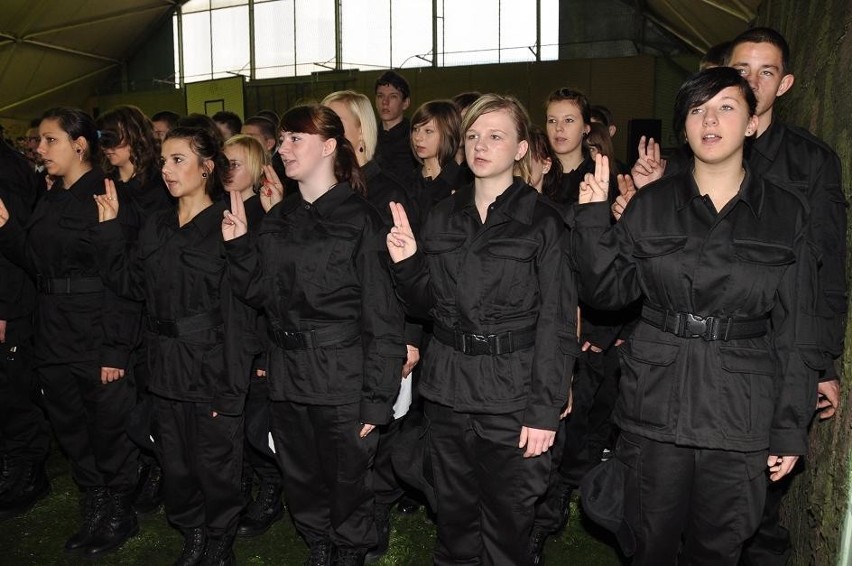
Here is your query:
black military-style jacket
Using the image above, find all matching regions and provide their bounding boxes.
[225,182,406,425]
[113,173,172,222]
[749,120,847,370]
[0,169,141,368]
[412,160,461,229]
[391,179,579,431]
[572,166,820,454]
[375,117,417,187]
[95,201,255,415]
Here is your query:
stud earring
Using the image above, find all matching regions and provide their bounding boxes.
[202,172,208,178]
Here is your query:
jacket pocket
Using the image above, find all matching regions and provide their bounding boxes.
[303,222,360,290]
[619,338,679,428]
[484,237,540,310]
[718,346,776,437]
[632,236,687,258]
[422,233,468,288]
[732,240,795,266]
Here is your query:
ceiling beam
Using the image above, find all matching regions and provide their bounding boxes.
[695,0,754,22]
[658,0,713,50]
[22,39,120,63]
[0,64,118,114]
[25,5,172,38]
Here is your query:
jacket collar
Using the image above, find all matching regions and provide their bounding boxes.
[307,182,354,218]
[750,118,785,163]
[451,177,537,225]
[159,199,224,235]
[674,161,762,218]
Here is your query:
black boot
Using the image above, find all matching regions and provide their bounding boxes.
[554,486,573,534]
[0,463,50,521]
[529,528,548,566]
[236,479,283,537]
[201,533,236,566]
[304,540,333,566]
[173,527,207,566]
[84,489,140,557]
[334,547,366,566]
[65,487,110,552]
[363,504,391,564]
[133,462,163,515]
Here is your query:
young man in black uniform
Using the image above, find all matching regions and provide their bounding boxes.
[0,133,51,521]
[374,71,417,187]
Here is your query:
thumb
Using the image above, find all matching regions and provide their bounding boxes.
[519,426,528,449]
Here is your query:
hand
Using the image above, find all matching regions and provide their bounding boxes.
[560,385,574,419]
[816,379,840,419]
[519,426,556,458]
[630,136,666,189]
[359,423,376,438]
[93,179,120,222]
[256,369,267,377]
[611,174,636,221]
[614,339,626,347]
[0,197,9,228]
[222,190,248,241]
[260,164,285,212]
[767,455,799,481]
[211,411,219,418]
[386,202,417,263]
[0,319,6,343]
[402,344,420,377]
[581,341,603,354]
[100,366,126,384]
[578,154,609,204]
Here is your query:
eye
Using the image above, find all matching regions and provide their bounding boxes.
[466,133,478,141]
[720,104,734,111]
[690,108,703,115]
[158,157,165,166]
[425,129,433,135]
[490,134,502,141]
[546,118,556,124]
[566,118,574,123]
[761,70,774,77]
[737,68,748,75]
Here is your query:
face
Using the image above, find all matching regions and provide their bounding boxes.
[37,118,84,177]
[411,119,441,161]
[546,99,589,156]
[528,154,552,192]
[278,131,331,183]
[685,86,758,166]
[152,120,170,142]
[375,84,409,124]
[464,109,528,181]
[729,42,794,118]
[224,144,254,194]
[326,100,362,153]
[216,122,236,141]
[25,127,41,162]
[160,137,210,198]
[103,141,132,169]
[242,124,276,152]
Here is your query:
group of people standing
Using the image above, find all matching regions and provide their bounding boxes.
[0,24,844,566]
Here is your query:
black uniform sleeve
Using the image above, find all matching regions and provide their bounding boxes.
[223,233,267,310]
[93,219,147,302]
[389,250,435,320]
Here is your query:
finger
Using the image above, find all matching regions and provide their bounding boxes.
[212,411,219,418]
[637,135,647,158]
[230,189,247,222]
[632,161,652,176]
[581,341,590,352]
[518,427,528,449]
[119,369,125,378]
[651,139,661,163]
[599,155,610,186]
[100,368,108,384]
[389,202,402,228]
[105,178,118,201]
[263,164,283,187]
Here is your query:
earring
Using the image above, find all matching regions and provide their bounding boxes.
[359,145,364,153]
[202,172,208,178]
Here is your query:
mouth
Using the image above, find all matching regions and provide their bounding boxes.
[702,133,722,142]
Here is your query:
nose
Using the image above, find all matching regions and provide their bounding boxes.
[36,139,47,156]
[703,109,718,126]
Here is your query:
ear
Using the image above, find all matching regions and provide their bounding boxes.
[322,137,338,157]
[542,157,552,175]
[584,124,591,136]
[264,138,276,152]
[776,73,795,98]
[745,115,759,137]
[73,136,88,154]
[608,124,617,138]
[515,140,529,161]
[202,159,215,174]
[402,98,411,112]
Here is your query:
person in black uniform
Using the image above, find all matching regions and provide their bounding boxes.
[386,93,578,566]
[573,67,820,565]
[0,134,51,521]
[97,104,173,516]
[221,134,284,539]
[323,90,422,564]
[222,104,406,566]
[374,71,417,186]
[409,100,462,227]
[94,126,253,566]
[0,107,141,556]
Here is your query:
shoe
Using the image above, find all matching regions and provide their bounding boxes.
[305,540,333,566]
[84,489,140,557]
[364,504,390,564]
[65,487,110,552]
[554,486,573,535]
[529,528,547,566]
[133,462,163,515]
[173,527,206,566]
[0,463,50,521]
[236,480,283,537]
[396,495,420,515]
[334,547,366,566]
[200,534,236,566]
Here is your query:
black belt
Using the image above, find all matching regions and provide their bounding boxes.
[36,275,103,294]
[270,320,360,350]
[641,304,768,341]
[432,323,536,356]
[147,311,223,338]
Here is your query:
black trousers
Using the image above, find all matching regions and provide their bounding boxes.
[0,339,50,468]
[243,375,282,487]
[39,360,137,491]
[271,400,379,551]
[738,477,792,566]
[154,396,244,537]
[373,414,407,507]
[425,401,551,566]
[617,431,767,566]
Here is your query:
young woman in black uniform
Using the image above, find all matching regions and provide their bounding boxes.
[573,67,819,565]
[96,104,172,515]
[94,126,253,566]
[386,94,578,565]
[409,100,462,226]
[222,105,406,566]
[0,107,141,557]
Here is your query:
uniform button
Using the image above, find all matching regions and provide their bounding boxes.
[304,204,310,210]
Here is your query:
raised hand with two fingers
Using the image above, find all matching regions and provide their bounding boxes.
[222,190,248,241]
[386,201,417,263]
[578,154,610,205]
[93,179,120,223]
[630,136,666,189]
[260,164,285,212]
[611,173,637,221]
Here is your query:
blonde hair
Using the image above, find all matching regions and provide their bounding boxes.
[461,93,532,182]
[223,134,270,190]
[321,90,378,162]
